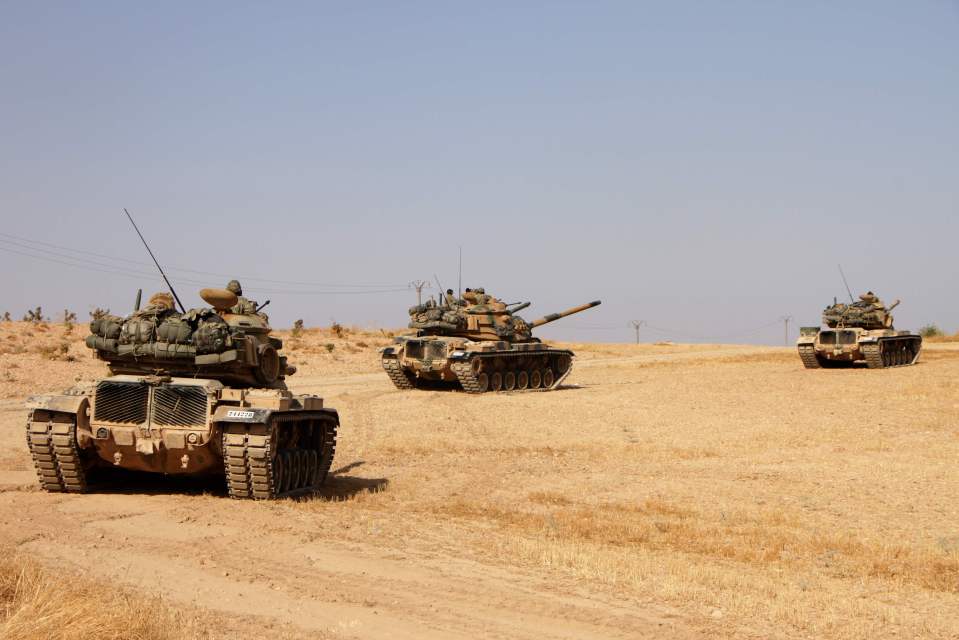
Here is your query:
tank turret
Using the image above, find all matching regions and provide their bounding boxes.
[85,288,294,387]
[822,291,899,330]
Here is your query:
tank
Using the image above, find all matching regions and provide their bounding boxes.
[796,291,922,369]
[381,289,601,392]
[25,288,338,499]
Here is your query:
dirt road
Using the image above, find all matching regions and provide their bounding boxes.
[1,336,957,639]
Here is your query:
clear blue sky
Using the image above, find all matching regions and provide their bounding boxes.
[1,2,956,343]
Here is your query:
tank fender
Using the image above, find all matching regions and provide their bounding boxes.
[381,346,397,357]
[212,406,275,424]
[796,335,815,345]
[26,393,93,450]
[26,393,88,415]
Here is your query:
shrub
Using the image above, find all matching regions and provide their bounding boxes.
[291,319,304,339]
[330,321,344,338]
[325,343,336,353]
[919,324,944,338]
[22,307,45,323]
[1,312,10,322]
[89,307,110,320]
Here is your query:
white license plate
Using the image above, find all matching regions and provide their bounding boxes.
[226,410,256,419]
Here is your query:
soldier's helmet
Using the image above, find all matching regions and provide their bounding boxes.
[226,280,243,296]
[474,287,485,294]
[147,292,175,310]
[859,291,878,304]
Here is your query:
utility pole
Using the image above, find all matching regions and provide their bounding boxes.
[629,320,645,344]
[410,280,430,305]
[781,315,793,346]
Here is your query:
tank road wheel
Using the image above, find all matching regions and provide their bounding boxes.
[490,372,503,392]
[306,450,319,486]
[516,371,529,390]
[504,371,516,391]
[293,451,306,489]
[554,355,572,375]
[277,452,291,493]
[475,372,490,393]
[471,357,483,375]
[529,369,543,390]
[543,368,555,389]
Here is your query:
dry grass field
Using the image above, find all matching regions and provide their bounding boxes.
[0,320,956,639]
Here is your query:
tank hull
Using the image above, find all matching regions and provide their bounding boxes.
[797,328,922,369]
[25,375,337,499]
[381,336,574,393]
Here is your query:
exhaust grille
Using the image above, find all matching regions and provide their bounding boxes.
[153,385,208,427]
[94,381,148,424]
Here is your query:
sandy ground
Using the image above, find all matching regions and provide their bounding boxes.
[0,322,957,639]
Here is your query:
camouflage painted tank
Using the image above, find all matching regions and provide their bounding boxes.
[797,291,922,369]
[381,288,601,392]
[26,288,338,499]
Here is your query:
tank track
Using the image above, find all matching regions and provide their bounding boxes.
[862,337,922,369]
[797,345,821,369]
[450,351,574,394]
[26,412,87,493]
[382,357,415,390]
[223,412,337,500]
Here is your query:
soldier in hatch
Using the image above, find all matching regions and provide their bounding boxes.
[226,280,259,315]
[146,292,175,311]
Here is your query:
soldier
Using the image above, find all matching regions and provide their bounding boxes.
[146,292,175,311]
[226,280,259,315]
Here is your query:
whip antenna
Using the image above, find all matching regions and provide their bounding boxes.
[124,208,186,313]
[838,264,855,303]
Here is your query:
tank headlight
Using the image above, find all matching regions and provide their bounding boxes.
[96,427,109,439]
[187,433,199,444]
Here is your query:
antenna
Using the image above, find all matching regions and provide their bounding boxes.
[458,245,462,298]
[838,264,854,303]
[123,208,186,313]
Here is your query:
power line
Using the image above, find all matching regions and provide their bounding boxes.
[628,319,645,344]
[0,231,404,289]
[0,243,411,296]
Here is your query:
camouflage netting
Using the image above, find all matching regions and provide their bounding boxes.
[822,293,895,330]
[407,301,532,340]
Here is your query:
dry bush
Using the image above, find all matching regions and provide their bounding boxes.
[36,342,71,361]
[330,321,345,338]
[89,308,110,321]
[291,319,304,339]
[22,307,44,323]
[324,343,335,353]
[1,312,10,322]
[0,552,202,640]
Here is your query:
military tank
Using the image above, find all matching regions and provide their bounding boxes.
[797,291,922,369]
[381,288,601,392]
[26,288,338,499]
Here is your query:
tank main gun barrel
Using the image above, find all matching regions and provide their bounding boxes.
[529,300,601,329]
[887,299,901,312]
